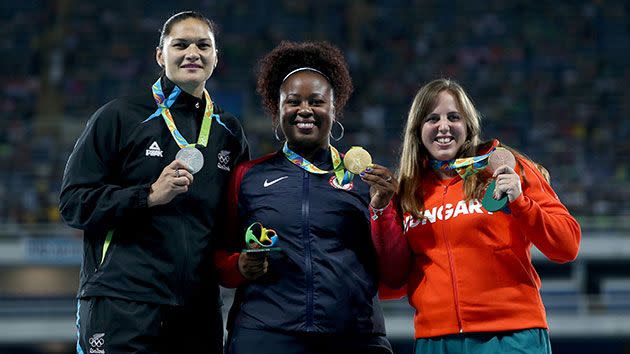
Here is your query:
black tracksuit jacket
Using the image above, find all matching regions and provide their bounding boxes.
[59,77,249,310]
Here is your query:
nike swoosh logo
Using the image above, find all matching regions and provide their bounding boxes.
[263,176,288,187]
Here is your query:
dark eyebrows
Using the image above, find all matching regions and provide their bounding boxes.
[424,111,459,120]
[171,38,214,44]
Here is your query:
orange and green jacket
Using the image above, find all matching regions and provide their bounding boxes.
[372,157,581,338]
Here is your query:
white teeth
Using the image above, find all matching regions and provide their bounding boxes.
[437,137,452,144]
[297,123,314,129]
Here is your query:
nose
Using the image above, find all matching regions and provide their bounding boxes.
[297,102,313,116]
[184,45,201,60]
[437,117,450,133]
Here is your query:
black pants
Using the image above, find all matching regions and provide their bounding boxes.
[227,327,393,354]
[76,297,223,354]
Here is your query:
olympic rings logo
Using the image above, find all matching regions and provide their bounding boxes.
[218,150,230,165]
[89,333,105,347]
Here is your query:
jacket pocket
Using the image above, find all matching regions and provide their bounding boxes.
[494,247,538,289]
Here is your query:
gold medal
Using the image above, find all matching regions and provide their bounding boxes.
[343,146,372,174]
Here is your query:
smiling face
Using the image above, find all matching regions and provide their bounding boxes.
[420,90,468,161]
[278,70,335,158]
[156,18,217,97]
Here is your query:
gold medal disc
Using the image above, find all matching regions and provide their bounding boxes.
[343,146,373,174]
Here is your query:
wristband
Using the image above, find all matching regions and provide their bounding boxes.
[370,201,391,220]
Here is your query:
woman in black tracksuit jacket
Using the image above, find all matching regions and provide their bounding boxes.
[215,41,395,354]
[59,12,249,353]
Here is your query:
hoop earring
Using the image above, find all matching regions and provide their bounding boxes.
[329,120,344,141]
[274,124,285,141]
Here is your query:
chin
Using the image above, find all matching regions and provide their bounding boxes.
[293,129,320,140]
[290,137,326,150]
[182,76,206,84]
[291,137,318,148]
[179,72,208,82]
[432,151,457,161]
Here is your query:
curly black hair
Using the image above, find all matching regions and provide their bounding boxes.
[256,41,353,119]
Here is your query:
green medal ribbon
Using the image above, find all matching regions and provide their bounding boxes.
[430,139,499,179]
[282,142,353,185]
[144,78,214,148]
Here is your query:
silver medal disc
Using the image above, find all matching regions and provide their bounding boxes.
[175,147,204,174]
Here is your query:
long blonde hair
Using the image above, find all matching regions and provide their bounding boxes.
[397,79,539,218]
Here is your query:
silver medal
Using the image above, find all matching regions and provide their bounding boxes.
[175,147,204,174]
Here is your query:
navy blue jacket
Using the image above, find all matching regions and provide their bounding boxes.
[226,148,386,334]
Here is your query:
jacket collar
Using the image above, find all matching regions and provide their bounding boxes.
[160,76,205,110]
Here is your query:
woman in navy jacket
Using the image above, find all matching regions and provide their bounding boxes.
[215,41,395,354]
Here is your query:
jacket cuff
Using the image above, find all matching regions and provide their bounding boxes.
[508,193,529,216]
[220,252,247,288]
[134,184,151,209]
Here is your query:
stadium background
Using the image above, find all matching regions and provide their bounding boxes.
[0,0,628,353]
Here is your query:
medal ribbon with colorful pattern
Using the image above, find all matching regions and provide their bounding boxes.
[143,78,214,148]
[282,142,354,185]
[430,140,499,179]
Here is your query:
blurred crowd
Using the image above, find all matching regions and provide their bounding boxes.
[1,0,628,225]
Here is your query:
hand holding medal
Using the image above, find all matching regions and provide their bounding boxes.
[426,139,518,212]
[348,146,397,210]
[343,146,372,174]
[481,147,519,212]
[147,159,194,207]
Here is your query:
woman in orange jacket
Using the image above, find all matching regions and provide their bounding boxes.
[361,78,581,354]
